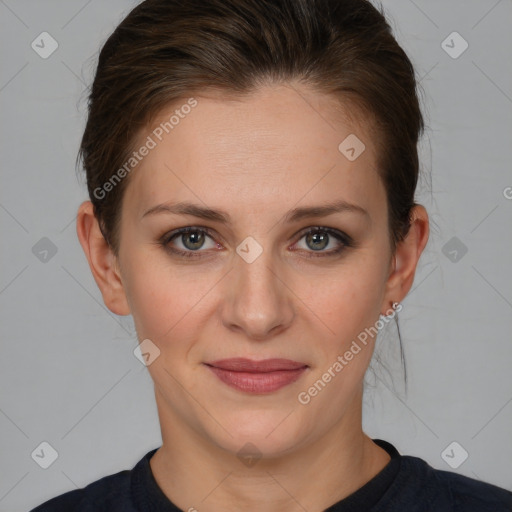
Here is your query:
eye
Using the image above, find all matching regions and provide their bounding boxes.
[292,227,352,257]
[161,227,219,258]
[160,225,353,260]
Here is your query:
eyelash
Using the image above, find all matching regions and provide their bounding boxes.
[159,226,354,260]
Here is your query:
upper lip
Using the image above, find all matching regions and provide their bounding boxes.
[205,358,308,372]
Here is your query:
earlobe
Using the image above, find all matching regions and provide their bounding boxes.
[75,200,131,316]
[381,205,430,314]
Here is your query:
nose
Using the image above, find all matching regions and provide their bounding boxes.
[220,246,294,341]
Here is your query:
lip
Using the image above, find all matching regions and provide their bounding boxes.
[204,358,308,394]
[206,358,307,372]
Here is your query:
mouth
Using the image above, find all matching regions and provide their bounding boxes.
[204,358,309,394]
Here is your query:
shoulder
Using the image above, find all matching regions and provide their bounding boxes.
[429,463,512,512]
[384,454,512,512]
[29,468,134,512]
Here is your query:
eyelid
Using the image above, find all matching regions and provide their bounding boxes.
[291,226,352,255]
[160,226,220,250]
[294,225,350,242]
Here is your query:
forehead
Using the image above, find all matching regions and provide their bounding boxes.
[123,83,384,220]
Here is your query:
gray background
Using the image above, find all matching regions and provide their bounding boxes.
[1,1,511,510]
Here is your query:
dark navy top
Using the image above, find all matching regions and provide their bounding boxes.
[30,439,512,511]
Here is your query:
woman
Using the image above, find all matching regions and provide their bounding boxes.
[31,0,512,510]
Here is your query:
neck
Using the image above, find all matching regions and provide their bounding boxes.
[149,385,390,512]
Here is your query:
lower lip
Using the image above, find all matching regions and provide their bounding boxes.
[205,365,307,393]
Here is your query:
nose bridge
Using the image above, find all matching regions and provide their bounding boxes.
[222,236,293,339]
[237,242,279,294]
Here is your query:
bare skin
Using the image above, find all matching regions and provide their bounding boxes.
[77,82,429,511]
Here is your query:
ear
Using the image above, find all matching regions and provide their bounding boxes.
[380,205,429,315]
[76,200,131,316]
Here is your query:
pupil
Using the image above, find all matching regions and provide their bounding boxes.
[183,231,204,250]
[307,231,328,251]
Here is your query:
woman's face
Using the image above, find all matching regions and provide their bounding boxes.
[112,83,401,456]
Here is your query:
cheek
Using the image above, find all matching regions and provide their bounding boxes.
[121,232,388,358]
[122,256,237,370]
[122,252,204,343]
[307,257,386,342]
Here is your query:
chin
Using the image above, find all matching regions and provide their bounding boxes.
[206,408,307,459]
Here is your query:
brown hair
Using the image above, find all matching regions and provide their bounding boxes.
[79,0,424,258]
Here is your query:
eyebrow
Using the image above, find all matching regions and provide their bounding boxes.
[141,199,369,224]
